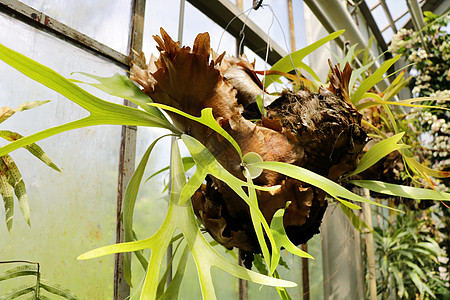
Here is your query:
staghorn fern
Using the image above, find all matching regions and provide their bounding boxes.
[0,28,449,300]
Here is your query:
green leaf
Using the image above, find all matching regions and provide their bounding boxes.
[72,72,169,122]
[244,173,274,273]
[0,155,30,226]
[256,95,265,115]
[79,137,295,300]
[0,131,60,172]
[351,55,401,104]
[0,265,38,281]
[0,164,14,231]
[123,135,170,286]
[0,285,35,300]
[182,135,280,273]
[149,104,242,159]
[249,161,401,212]
[146,157,195,182]
[402,148,450,178]
[156,241,183,298]
[339,203,369,233]
[330,43,358,70]
[39,279,78,300]
[242,152,263,179]
[158,245,190,300]
[0,42,179,157]
[347,132,408,176]
[389,265,405,297]
[269,204,313,274]
[348,180,450,201]
[355,93,450,112]
[0,101,49,124]
[335,198,361,210]
[264,30,345,87]
[348,60,376,95]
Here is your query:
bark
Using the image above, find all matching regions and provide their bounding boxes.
[131,29,367,262]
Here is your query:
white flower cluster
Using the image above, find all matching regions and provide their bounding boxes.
[429,135,449,158]
[431,90,450,105]
[431,119,449,134]
[388,28,415,55]
[435,179,449,193]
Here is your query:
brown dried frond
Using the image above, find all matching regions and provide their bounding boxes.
[327,60,353,105]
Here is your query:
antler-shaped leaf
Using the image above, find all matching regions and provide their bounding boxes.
[78,137,295,300]
[0,43,179,158]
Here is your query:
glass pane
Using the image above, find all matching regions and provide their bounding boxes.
[184,2,237,55]
[0,12,125,299]
[367,0,380,10]
[19,0,132,54]
[382,26,394,42]
[143,0,180,56]
[386,0,408,22]
[371,5,389,32]
[395,12,411,30]
[292,0,307,51]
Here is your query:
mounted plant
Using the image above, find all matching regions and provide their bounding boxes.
[1,28,449,300]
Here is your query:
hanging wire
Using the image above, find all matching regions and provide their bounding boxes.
[216,7,254,55]
[217,2,303,97]
[237,9,253,56]
[261,5,275,112]
[263,4,302,85]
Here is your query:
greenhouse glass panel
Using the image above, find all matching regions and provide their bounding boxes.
[19,0,132,54]
[143,0,180,55]
[183,1,237,55]
[0,12,125,299]
[385,0,408,21]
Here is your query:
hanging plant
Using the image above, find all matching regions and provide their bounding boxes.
[1,28,449,299]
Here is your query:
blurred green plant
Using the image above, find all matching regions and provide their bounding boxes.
[388,11,450,290]
[0,260,78,299]
[0,102,60,231]
[371,208,449,299]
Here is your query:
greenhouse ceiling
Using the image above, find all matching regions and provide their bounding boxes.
[362,0,449,47]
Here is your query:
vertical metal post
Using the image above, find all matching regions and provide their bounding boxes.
[286,6,309,298]
[165,0,186,292]
[406,0,429,52]
[301,244,310,300]
[287,0,296,52]
[379,0,397,33]
[363,189,377,300]
[236,0,244,56]
[235,0,249,299]
[114,0,146,299]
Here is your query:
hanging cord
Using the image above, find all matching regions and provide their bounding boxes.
[217,2,302,99]
[261,5,275,113]
[216,7,253,55]
[263,4,302,86]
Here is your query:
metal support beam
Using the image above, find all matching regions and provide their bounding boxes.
[0,0,129,67]
[380,0,397,33]
[301,0,344,49]
[186,0,287,66]
[358,1,388,53]
[114,0,146,299]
